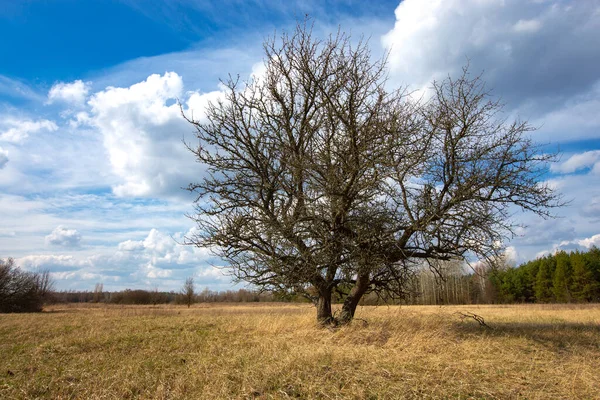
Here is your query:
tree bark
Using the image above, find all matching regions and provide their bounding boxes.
[339,273,370,324]
[316,289,333,325]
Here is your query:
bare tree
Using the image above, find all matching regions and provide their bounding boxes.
[93,282,104,303]
[0,258,54,313]
[182,277,195,308]
[183,22,561,325]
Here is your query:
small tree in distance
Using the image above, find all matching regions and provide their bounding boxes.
[182,277,195,308]
[183,21,562,326]
[93,282,104,303]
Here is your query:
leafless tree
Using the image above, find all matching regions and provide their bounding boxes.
[0,258,54,313]
[183,22,561,325]
[182,277,195,308]
[93,282,104,303]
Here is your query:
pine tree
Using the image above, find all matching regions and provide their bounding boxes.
[571,251,598,302]
[553,251,572,302]
[535,257,555,303]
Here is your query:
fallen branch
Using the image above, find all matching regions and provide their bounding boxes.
[455,311,493,329]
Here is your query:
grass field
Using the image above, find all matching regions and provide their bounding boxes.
[1,303,599,399]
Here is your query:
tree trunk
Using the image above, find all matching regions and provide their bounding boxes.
[338,273,370,324]
[316,289,333,325]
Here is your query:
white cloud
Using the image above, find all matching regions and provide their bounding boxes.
[47,80,91,105]
[83,72,223,197]
[186,88,225,122]
[118,239,144,252]
[144,263,173,278]
[142,228,175,255]
[513,19,542,33]
[578,234,600,249]
[0,117,58,143]
[122,228,212,268]
[504,246,518,266]
[383,0,599,90]
[86,72,187,197]
[18,254,89,271]
[15,227,220,291]
[536,232,600,256]
[0,147,8,169]
[68,111,91,128]
[507,166,600,262]
[381,0,600,143]
[45,226,82,247]
[551,150,600,174]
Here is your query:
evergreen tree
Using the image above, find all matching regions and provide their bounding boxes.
[552,251,572,302]
[521,260,539,302]
[535,257,555,302]
[571,251,599,302]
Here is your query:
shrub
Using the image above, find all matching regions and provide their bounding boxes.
[0,258,53,313]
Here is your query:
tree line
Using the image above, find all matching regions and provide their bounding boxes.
[360,248,600,305]
[4,248,600,312]
[50,287,287,305]
[487,248,600,303]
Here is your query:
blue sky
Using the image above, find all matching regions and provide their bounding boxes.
[1,0,600,292]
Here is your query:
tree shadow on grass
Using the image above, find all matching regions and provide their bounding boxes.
[453,319,600,352]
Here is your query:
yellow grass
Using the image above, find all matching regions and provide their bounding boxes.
[1,303,599,399]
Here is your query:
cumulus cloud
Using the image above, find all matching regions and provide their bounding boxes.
[47,80,91,105]
[117,239,145,252]
[27,228,217,289]
[539,233,600,255]
[577,234,600,249]
[68,111,91,128]
[144,263,173,278]
[507,165,600,261]
[83,72,222,197]
[117,228,212,267]
[0,147,8,169]
[381,0,600,142]
[9,226,220,290]
[551,150,600,174]
[383,0,600,97]
[45,226,82,247]
[0,117,58,143]
[503,246,518,267]
[18,254,88,271]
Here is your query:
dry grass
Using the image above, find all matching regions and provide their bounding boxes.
[1,303,599,399]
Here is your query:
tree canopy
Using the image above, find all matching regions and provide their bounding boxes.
[184,22,561,325]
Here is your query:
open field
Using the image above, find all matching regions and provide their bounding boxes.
[1,303,599,399]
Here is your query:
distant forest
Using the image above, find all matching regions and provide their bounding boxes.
[488,247,600,303]
[380,247,600,305]
[49,248,600,306]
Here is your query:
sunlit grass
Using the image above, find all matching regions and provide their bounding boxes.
[1,303,599,399]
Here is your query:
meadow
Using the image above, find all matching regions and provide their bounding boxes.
[1,303,599,399]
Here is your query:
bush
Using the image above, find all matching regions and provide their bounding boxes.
[0,258,53,313]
